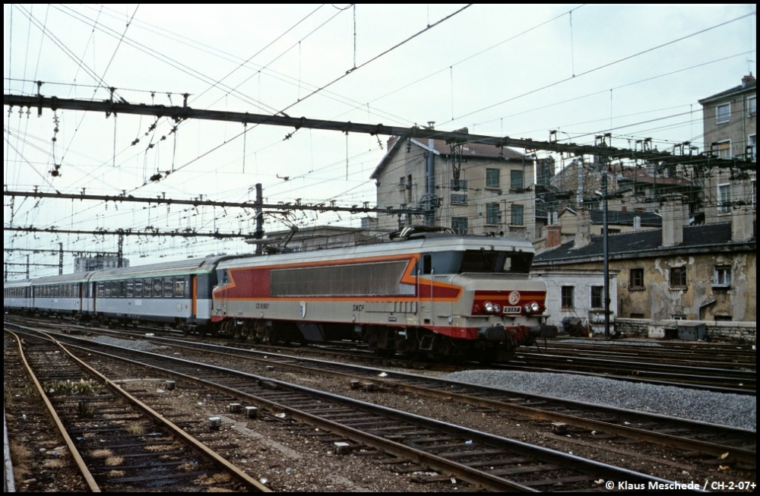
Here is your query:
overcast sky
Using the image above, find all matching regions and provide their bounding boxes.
[3,4,756,277]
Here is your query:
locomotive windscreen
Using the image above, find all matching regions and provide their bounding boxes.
[459,250,532,273]
[419,250,533,274]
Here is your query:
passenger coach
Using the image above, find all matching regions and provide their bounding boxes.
[87,256,229,331]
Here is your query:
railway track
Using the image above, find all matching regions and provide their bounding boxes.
[7,323,686,492]
[80,330,758,468]
[14,315,756,394]
[3,329,269,492]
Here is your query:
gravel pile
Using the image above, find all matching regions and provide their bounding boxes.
[89,335,167,352]
[444,370,756,431]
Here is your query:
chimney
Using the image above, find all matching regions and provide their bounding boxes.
[741,73,755,87]
[573,207,591,249]
[661,194,685,247]
[546,225,562,248]
[732,206,753,242]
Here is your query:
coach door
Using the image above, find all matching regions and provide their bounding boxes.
[92,282,97,312]
[191,275,197,318]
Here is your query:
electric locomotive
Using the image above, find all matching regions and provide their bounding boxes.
[212,227,557,362]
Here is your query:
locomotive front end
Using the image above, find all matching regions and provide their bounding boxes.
[448,273,558,362]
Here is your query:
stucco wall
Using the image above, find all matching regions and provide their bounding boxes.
[547,250,756,323]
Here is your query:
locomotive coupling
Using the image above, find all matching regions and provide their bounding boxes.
[478,324,509,342]
[528,324,559,338]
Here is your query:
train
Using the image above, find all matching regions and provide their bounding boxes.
[4,226,557,363]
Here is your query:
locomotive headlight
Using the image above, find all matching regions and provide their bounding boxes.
[492,304,501,313]
[484,302,494,313]
[523,302,540,313]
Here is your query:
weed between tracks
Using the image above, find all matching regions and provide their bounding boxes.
[195,472,232,485]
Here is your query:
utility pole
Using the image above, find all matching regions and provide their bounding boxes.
[117,233,124,268]
[59,242,64,275]
[254,183,264,255]
[601,171,610,340]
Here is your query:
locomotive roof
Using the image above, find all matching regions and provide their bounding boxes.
[4,279,33,288]
[88,255,234,281]
[218,235,535,269]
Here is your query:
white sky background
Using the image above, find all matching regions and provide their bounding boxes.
[3,4,756,277]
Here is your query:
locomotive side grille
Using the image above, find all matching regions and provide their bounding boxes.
[270,260,410,296]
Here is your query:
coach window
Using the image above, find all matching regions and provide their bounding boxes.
[104,282,112,298]
[144,279,152,297]
[97,283,104,298]
[164,277,174,298]
[126,280,134,298]
[174,277,186,298]
[153,278,163,298]
[134,279,143,298]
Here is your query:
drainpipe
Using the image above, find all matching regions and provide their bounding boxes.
[698,299,716,321]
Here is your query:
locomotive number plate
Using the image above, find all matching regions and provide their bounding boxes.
[502,306,521,314]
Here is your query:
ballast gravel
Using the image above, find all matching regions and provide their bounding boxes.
[444,370,756,432]
[89,335,167,352]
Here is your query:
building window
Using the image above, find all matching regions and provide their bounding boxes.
[749,96,756,116]
[714,315,732,321]
[590,286,603,309]
[486,203,500,225]
[629,268,644,290]
[752,179,756,209]
[452,217,468,235]
[451,193,467,204]
[561,286,574,309]
[630,312,645,318]
[713,266,731,288]
[671,314,686,320]
[716,103,730,123]
[716,140,731,159]
[510,170,524,190]
[486,169,500,188]
[450,178,467,192]
[749,135,756,161]
[669,266,687,288]
[450,179,468,204]
[510,204,524,225]
[717,183,731,213]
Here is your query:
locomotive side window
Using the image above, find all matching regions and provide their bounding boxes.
[153,278,163,298]
[164,277,174,298]
[422,255,432,275]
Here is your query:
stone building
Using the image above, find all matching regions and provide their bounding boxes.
[370,133,537,240]
[698,74,756,225]
[534,196,755,342]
